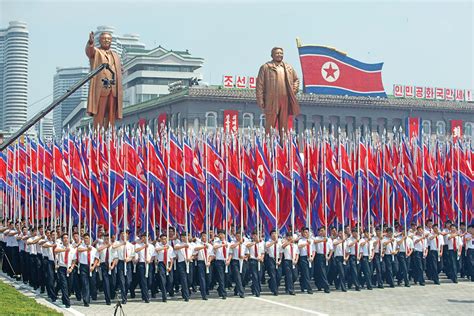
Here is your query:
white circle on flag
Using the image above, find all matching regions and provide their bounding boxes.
[257,164,265,187]
[321,61,340,83]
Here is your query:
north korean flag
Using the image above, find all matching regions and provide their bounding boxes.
[255,138,276,224]
[298,45,386,97]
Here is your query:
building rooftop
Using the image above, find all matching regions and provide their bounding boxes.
[122,86,474,117]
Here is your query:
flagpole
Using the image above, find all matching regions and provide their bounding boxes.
[145,129,150,278]
[204,130,209,237]
[306,130,311,230]
[123,131,128,236]
[88,130,93,236]
[183,131,190,274]
[366,131,371,235]
[107,128,112,242]
[273,129,279,270]
[290,131,295,237]
[381,131,386,231]
[421,132,426,233]
[456,141,461,230]
[356,129,361,234]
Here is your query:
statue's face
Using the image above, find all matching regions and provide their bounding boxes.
[272,49,284,62]
[99,33,112,50]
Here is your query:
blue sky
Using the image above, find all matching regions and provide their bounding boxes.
[1,0,473,118]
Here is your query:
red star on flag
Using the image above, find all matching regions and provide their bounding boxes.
[324,63,338,79]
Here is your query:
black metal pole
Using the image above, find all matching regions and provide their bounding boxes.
[0,63,112,151]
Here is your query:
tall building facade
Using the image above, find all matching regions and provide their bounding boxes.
[0,21,29,136]
[52,67,89,135]
[122,46,204,106]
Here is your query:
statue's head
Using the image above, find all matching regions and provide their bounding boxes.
[99,32,113,50]
[271,47,284,63]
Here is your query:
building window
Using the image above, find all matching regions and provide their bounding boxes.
[243,113,254,129]
[205,112,217,129]
[422,120,431,136]
[436,121,446,136]
[259,114,266,129]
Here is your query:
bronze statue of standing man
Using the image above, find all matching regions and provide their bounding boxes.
[256,47,300,135]
[85,31,123,130]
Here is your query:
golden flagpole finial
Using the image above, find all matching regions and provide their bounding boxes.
[296,37,302,48]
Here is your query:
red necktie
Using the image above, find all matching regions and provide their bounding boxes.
[223,243,227,259]
[355,242,358,256]
[290,244,293,260]
[87,250,91,266]
[238,244,241,258]
[306,242,310,257]
[453,237,457,250]
[204,244,208,260]
[105,248,109,263]
[274,243,277,259]
[323,239,326,255]
[435,236,439,249]
[65,248,69,266]
[254,243,258,258]
[164,245,168,263]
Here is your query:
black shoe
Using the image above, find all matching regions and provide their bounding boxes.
[162,299,167,303]
[184,298,189,302]
[239,294,245,298]
[273,292,278,296]
[324,289,330,294]
[377,285,384,289]
[434,281,440,285]
[307,291,313,294]
[221,296,227,300]
[65,305,70,308]
[367,287,373,290]
[202,297,208,301]
[355,287,361,291]
[121,300,127,305]
[106,302,111,305]
[420,283,425,286]
[342,289,347,292]
[289,292,295,295]
[389,285,395,288]
[405,284,410,287]
[84,303,89,307]
[144,300,150,303]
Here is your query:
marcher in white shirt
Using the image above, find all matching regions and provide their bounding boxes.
[77,233,99,306]
[54,233,75,308]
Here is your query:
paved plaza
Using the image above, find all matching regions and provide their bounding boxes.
[1,273,473,316]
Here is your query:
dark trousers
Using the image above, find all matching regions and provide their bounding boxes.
[360,256,373,289]
[28,254,38,288]
[266,257,280,294]
[372,254,384,287]
[348,255,361,289]
[334,256,347,291]
[156,262,169,301]
[214,260,227,298]
[45,260,56,301]
[79,264,97,305]
[100,263,111,304]
[71,266,82,300]
[314,254,330,291]
[109,267,117,299]
[57,267,70,307]
[448,250,458,283]
[397,253,410,286]
[298,256,312,292]
[117,260,132,302]
[249,259,261,296]
[467,249,474,281]
[413,251,425,285]
[136,262,149,302]
[37,254,45,291]
[230,260,244,296]
[383,255,395,287]
[176,261,189,300]
[283,259,296,293]
[197,261,210,298]
[427,250,441,284]
[20,251,28,282]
